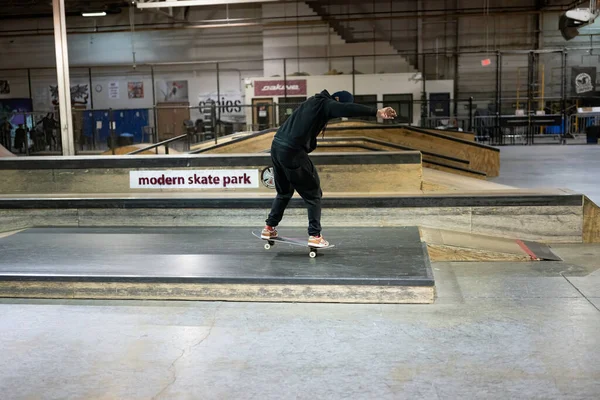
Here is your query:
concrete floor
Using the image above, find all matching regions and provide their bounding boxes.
[491,145,600,204]
[0,243,599,399]
[1,144,599,399]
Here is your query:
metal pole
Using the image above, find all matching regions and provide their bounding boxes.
[468,96,473,131]
[283,58,287,99]
[27,69,33,102]
[496,51,502,145]
[151,66,158,144]
[352,56,355,94]
[109,108,115,155]
[283,58,287,129]
[88,67,94,109]
[528,51,535,145]
[453,2,459,118]
[421,54,427,127]
[52,0,75,156]
[562,50,568,141]
[216,62,220,139]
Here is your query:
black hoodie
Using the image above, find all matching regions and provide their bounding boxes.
[272,89,377,153]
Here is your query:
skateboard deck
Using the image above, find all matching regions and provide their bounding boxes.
[252,231,335,258]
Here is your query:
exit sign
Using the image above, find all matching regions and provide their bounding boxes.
[481,59,492,66]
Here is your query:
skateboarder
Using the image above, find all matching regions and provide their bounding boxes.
[261,89,397,247]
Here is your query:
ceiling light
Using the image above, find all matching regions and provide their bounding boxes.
[82,11,107,17]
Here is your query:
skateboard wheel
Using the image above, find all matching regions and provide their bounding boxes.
[309,250,317,258]
[264,243,271,250]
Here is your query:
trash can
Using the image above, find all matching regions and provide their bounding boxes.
[117,133,134,147]
[586,125,600,144]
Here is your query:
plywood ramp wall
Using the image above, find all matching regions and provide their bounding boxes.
[324,128,498,177]
[583,196,600,243]
[198,131,276,154]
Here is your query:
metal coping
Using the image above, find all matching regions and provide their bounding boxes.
[0,151,421,170]
[0,194,583,209]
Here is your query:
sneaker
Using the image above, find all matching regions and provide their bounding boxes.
[261,225,278,239]
[308,235,329,248]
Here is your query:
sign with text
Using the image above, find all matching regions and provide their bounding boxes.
[254,80,307,96]
[198,91,244,120]
[130,170,259,189]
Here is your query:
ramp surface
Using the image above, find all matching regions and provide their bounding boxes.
[0,226,434,303]
[0,144,14,157]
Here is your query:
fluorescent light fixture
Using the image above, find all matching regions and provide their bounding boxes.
[136,0,278,9]
[82,11,107,17]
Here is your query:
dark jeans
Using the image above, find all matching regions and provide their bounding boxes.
[266,143,322,236]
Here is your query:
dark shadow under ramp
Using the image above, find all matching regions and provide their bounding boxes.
[0,226,434,304]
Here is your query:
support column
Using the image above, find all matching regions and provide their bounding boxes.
[52,0,75,156]
[417,0,424,71]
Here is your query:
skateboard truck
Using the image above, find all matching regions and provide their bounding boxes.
[264,239,318,258]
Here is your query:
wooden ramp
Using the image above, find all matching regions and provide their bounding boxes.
[193,120,500,177]
[314,137,487,180]
[422,169,514,192]
[0,144,15,158]
[584,196,600,243]
[420,228,562,262]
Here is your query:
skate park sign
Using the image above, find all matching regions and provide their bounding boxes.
[130,169,259,189]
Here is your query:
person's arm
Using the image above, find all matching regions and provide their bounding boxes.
[324,99,377,119]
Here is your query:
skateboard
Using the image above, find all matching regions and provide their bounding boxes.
[252,231,335,258]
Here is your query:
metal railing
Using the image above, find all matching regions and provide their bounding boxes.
[569,113,600,135]
[0,99,593,157]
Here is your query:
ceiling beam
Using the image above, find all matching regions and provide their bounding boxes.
[136,0,279,9]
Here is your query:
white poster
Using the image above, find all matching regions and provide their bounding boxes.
[108,81,120,99]
[130,169,259,189]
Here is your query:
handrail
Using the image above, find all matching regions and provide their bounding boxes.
[126,134,188,155]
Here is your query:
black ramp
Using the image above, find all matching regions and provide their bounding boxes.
[0,227,433,287]
[521,240,563,261]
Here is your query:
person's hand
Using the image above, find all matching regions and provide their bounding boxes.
[377,107,397,119]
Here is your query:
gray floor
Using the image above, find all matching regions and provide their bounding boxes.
[491,145,600,204]
[0,244,599,399]
[1,145,600,399]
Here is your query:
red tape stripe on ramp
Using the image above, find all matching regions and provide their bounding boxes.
[516,240,539,260]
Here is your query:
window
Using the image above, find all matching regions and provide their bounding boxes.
[353,95,378,122]
[278,97,306,125]
[383,94,413,124]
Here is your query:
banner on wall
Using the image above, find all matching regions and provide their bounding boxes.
[50,84,89,107]
[571,67,596,96]
[157,80,189,102]
[254,80,307,96]
[0,80,10,94]
[128,82,144,99]
[198,91,244,121]
[130,169,259,189]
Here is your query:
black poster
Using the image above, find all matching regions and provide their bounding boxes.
[571,67,596,96]
[0,80,9,94]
